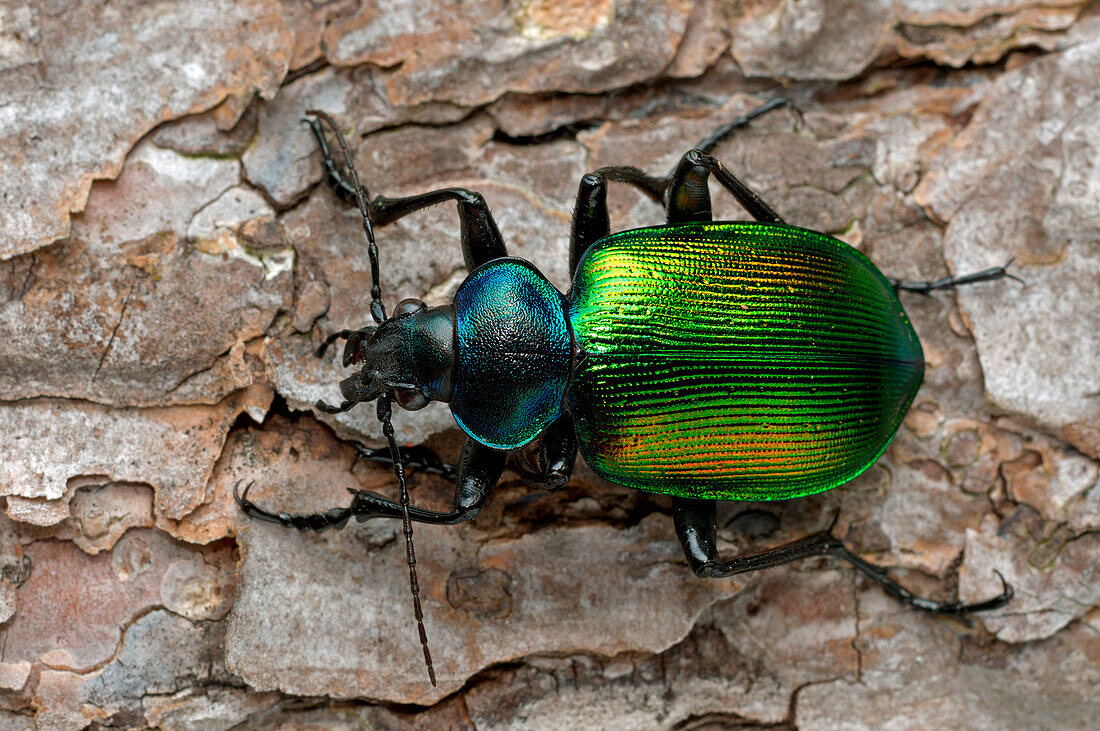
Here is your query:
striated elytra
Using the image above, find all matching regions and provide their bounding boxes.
[569,222,924,500]
[236,99,1017,685]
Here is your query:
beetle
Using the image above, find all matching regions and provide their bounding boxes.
[236,99,1016,685]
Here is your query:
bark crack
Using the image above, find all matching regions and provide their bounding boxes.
[91,279,136,383]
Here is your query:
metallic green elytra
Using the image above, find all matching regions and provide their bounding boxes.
[568,221,925,501]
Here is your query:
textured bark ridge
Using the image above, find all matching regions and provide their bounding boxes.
[1,0,1098,727]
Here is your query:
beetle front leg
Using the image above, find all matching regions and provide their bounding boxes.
[672,497,1013,616]
[307,117,507,270]
[353,443,458,482]
[351,438,505,524]
[234,438,505,530]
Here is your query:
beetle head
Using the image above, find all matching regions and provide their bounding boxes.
[338,298,456,411]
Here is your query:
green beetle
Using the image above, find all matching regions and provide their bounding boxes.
[237,100,1015,685]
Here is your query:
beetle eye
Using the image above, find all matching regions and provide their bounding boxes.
[395,387,430,411]
[393,298,427,318]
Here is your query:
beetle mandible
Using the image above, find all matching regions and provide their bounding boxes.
[236,99,1016,686]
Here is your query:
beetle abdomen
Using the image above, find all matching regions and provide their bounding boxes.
[568,222,924,501]
[452,258,571,450]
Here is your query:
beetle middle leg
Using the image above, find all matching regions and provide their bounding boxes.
[671,497,1013,615]
[235,437,506,529]
[665,148,785,225]
[507,413,578,489]
[568,98,796,273]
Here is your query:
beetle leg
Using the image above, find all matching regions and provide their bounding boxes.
[507,413,577,489]
[664,97,795,223]
[568,99,794,271]
[570,168,667,274]
[666,149,785,224]
[234,480,356,530]
[233,438,505,530]
[672,497,1013,615]
[305,116,361,204]
[569,171,610,275]
[687,96,798,159]
[888,258,1025,294]
[346,438,504,525]
[306,115,507,270]
[370,189,508,270]
[353,443,458,482]
[315,399,357,414]
[316,329,353,358]
[570,97,795,271]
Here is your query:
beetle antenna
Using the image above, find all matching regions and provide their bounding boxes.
[305,115,433,681]
[306,109,388,325]
[377,394,437,687]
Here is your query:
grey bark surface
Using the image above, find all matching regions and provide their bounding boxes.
[0,0,1098,728]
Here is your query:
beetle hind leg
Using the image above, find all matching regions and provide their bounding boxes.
[688,96,798,159]
[889,258,1025,294]
[570,139,788,248]
[672,497,1013,615]
[660,97,796,225]
[665,148,785,225]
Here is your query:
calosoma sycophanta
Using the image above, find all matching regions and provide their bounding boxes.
[235,99,1016,685]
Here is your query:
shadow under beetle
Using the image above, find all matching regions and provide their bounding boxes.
[236,98,1017,685]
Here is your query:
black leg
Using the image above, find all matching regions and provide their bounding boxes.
[317,326,376,365]
[688,96,797,160]
[666,149,784,224]
[316,329,353,358]
[889,258,1024,294]
[372,189,507,270]
[568,98,794,273]
[570,172,610,276]
[309,115,364,205]
[569,167,673,274]
[507,413,578,489]
[316,399,357,414]
[235,437,506,529]
[354,443,458,482]
[307,118,507,270]
[664,98,794,224]
[672,497,1012,615]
